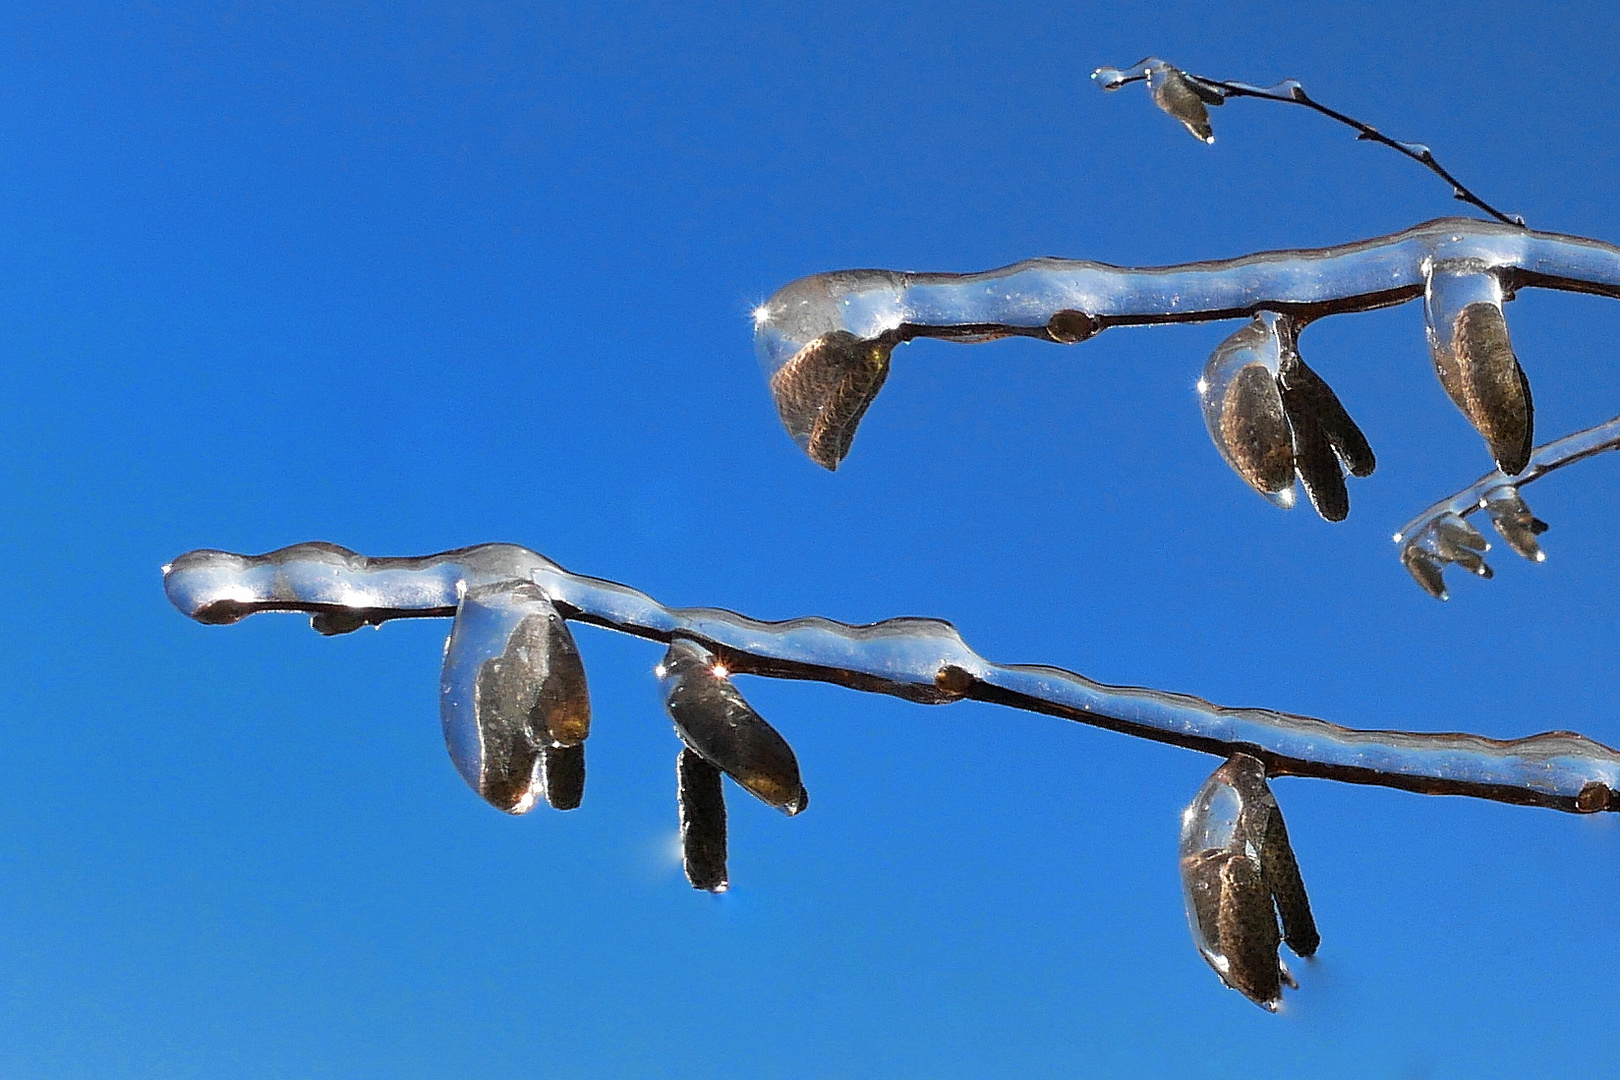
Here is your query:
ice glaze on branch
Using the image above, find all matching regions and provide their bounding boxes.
[1394,414,1620,599]
[1091,58,1522,227]
[757,217,1620,514]
[165,542,1620,815]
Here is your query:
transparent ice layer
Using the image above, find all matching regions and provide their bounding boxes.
[1198,312,1375,519]
[754,217,1620,501]
[440,581,590,814]
[657,639,807,816]
[1180,754,1318,1011]
[1424,265,1531,475]
[165,542,1620,815]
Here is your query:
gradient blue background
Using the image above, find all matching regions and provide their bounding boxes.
[0,2,1615,1076]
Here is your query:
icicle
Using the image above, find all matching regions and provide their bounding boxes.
[1423,264,1534,475]
[439,580,591,814]
[1199,313,1374,521]
[657,639,808,815]
[678,748,728,892]
[1180,753,1318,1011]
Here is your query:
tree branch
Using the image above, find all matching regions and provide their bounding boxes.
[165,542,1620,815]
[756,217,1619,522]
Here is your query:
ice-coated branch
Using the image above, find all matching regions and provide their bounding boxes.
[756,217,1620,515]
[1394,414,1620,599]
[165,542,1620,817]
[164,542,1620,1005]
[1091,57,1521,227]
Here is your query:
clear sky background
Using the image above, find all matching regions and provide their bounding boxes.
[0,2,1617,1076]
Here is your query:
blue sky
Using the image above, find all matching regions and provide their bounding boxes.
[1,1,1617,1076]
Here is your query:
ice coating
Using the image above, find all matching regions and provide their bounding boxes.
[1198,312,1375,520]
[439,581,590,813]
[754,218,1620,471]
[1199,314,1296,504]
[1180,754,1318,1011]
[165,542,1620,813]
[1394,414,1620,599]
[1424,265,1533,474]
[1093,58,1299,104]
[657,639,808,815]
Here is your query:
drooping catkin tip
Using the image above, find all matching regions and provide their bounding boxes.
[768,331,892,470]
[678,748,729,892]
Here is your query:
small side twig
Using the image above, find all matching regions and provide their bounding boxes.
[1394,414,1620,597]
[1092,57,1524,228]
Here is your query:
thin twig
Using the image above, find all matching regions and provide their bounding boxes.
[1093,59,1524,227]
[1394,414,1620,597]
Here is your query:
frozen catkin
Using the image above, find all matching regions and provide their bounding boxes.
[657,640,808,816]
[440,581,591,814]
[1180,755,1318,1010]
[1198,312,1374,520]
